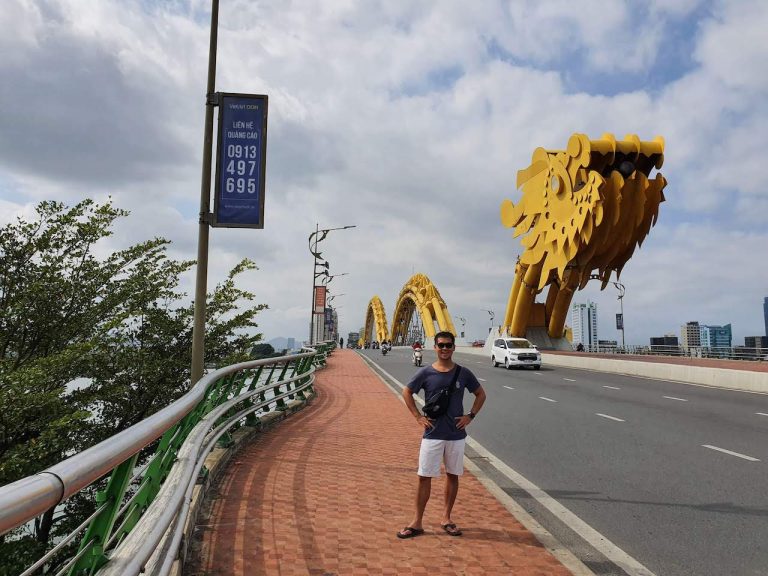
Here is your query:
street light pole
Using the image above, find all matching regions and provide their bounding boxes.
[481,309,495,335]
[615,282,626,348]
[190,0,219,385]
[589,275,626,348]
[308,225,355,345]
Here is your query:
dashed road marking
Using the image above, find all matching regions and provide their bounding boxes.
[503,385,515,390]
[757,412,768,417]
[478,378,487,382]
[539,396,557,402]
[603,385,621,390]
[702,445,760,462]
[563,378,576,382]
[663,396,688,402]
[596,413,625,422]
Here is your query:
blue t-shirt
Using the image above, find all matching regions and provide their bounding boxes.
[407,364,481,441]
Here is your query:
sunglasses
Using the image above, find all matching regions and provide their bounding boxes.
[435,342,454,349]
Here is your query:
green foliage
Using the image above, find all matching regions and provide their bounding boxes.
[250,342,275,358]
[0,199,267,572]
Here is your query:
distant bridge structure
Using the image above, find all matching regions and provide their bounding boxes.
[362,273,456,346]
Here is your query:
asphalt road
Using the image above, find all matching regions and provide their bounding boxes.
[359,347,768,576]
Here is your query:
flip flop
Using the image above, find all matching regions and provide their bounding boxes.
[441,523,462,536]
[396,526,425,539]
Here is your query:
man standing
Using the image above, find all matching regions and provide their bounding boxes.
[397,331,486,539]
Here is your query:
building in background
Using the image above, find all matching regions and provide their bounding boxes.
[286,337,296,351]
[571,302,598,348]
[650,334,679,350]
[745,335,768,349]
[706,324,732,348]
[680,321,701,348]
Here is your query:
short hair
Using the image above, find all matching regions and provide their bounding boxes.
[434,331,455,344]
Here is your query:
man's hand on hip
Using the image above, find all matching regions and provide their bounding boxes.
[416,415,434,429]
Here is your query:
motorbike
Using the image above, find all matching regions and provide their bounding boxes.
[412,348,423,366]
[381,343,389,356]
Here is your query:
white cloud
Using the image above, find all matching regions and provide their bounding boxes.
[1,0,767,347]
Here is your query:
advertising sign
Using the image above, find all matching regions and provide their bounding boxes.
[313,286,326,313]
[616,313,624,330]
[213,93,268,228]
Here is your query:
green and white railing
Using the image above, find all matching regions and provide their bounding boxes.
[0,341,335,576]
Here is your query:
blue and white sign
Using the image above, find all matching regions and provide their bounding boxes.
[213,93,268,228]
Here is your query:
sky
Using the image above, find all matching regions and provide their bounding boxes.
[1,0,767,347]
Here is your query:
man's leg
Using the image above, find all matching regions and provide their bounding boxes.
[440,440,464,535]
[442,473,459,525]
[399,440,441,537]
[411,475,432,528]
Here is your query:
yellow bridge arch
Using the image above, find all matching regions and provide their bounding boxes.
[362,273,456,346]
[363,296,389,345]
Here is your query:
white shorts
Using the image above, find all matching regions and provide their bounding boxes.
[417,438,466,477]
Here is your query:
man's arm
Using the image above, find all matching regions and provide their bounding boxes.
[403,386,434,429]
[455,385,486,430]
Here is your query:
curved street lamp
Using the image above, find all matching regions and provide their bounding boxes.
[589,275,626,348]
[481,309,495,334]
[308,225,355,344]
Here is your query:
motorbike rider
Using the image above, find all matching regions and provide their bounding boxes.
[411,341,423,366]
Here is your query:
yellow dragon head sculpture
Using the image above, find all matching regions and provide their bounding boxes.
[499,133,667,338]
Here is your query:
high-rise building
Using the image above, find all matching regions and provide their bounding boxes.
[571,302,598,347]
[286,337,296,350]
[681,321,701,348]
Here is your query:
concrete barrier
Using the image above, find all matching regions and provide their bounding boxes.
[456,346,768,394]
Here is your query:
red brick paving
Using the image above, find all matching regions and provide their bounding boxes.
[189,349,573,576]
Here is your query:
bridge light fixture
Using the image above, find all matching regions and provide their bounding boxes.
[309,224,356,344]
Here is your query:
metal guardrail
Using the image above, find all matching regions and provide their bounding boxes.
[572,344,768,361]
[0,341,336,576]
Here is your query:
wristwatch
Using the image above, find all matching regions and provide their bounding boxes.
[468,412,476,420]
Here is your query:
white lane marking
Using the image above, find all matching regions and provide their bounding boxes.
[603,385,621,390]
[663,396,688,402]
[478,378,487,382]
[503,385,515,390]
[563,378,576,382]
[757,412,768,417]
[464,438,657,576]
[534,372,542,375]
[596,413,625,422]
[702,445,760,462]
[539,396,557,402]
[476,361,483,364]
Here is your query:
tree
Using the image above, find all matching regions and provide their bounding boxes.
[250,343,275,358]
[0,199,266,573]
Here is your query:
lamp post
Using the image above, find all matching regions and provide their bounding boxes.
[457,317,466,339]
[589,275,626,348]
[323,272,349,286]
[308,225,355,344]
[481,309,495,335]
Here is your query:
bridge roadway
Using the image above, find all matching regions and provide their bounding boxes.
[186,348,574,576]
[360,347,768,576]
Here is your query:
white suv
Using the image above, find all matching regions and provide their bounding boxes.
[491,338,542,370]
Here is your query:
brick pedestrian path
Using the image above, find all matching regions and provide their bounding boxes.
[188,349,573,575]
